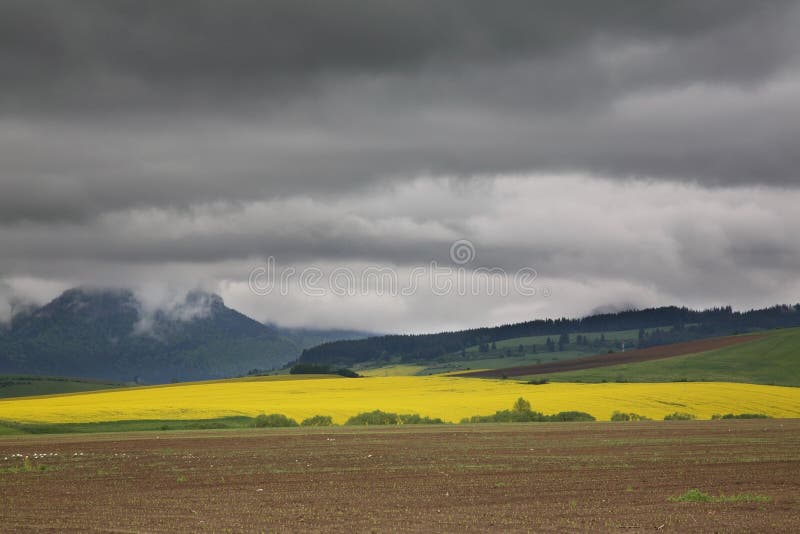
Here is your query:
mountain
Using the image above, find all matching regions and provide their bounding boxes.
[276,327,379,351]
[298,304,800,367]
[0,288,367,383]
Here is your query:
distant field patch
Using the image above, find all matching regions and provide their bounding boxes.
[534,327,800,386]
[357,365,427,377]
[0,375,125,399]
[0,375,798,425]
[457,334,765,379]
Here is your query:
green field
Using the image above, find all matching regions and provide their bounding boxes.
[532,327,800,387]
[0,416,255,435]
[357,350,592,376]
[357,327,663,376]
[415,350,590,375]
[0,423,24,435]
[484,328,658,352]
[0,375,126,399]
[461,327,654,356]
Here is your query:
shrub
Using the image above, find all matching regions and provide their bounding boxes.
[253,413,299,427]
[719,413,770,420]
[611,411,652,421]
[397,414,445,425]
[289,364,360,377]
[344,410,444,425]
[460,398,595,424]
[346,410,399,425]
[290,363,331,375]
[300,415,334,426]
[460,410,537,424]
[547,411,595,422]
[513,397,532,412]
[663,412,696,421]
[527,378,549,385]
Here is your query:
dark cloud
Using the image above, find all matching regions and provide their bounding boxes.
[0,1,798,223]
[1,2,800,331]
[0,0,796,117]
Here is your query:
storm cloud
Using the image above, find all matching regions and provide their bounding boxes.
[3,1,792,107]
[1,1,799,331]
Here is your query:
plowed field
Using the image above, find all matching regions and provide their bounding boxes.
[1,419,798,532]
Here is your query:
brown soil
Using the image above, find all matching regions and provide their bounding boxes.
[1,419,798,532]
[456,334,764,378]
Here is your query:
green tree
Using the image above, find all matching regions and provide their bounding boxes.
[301,415,334,426]
[513,397,532,412]
[253,413,299,427]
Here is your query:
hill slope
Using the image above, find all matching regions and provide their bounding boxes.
[0,288,365,384]
[300,304,800,367]
[457,334,764,379]
[0,375,126,399]
[533,327,800,387]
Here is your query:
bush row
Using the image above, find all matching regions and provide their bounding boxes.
[712,413,770,419]
[613,411,769,421]
[610,411,652,421]
[251,411,444,427]
[459,398,595,423]
[251,400,771,427]
[344,410,445,425]
[253,413,335,427]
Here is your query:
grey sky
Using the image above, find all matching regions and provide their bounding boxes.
[1,1,799,331]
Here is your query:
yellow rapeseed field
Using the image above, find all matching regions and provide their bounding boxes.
[0,376,798,424]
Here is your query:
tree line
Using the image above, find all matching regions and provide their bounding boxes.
[298,304,800,367]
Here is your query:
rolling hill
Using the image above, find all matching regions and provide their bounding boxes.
[456,333,765,379]
[0,288,367,384]
[300,304,800,369]
[529,327,800,387]
[0,375,126,399]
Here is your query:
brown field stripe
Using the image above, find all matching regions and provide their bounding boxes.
[454,333,765,378]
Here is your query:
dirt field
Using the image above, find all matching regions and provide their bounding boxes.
[1,419,798,532]
[457,334,764,378]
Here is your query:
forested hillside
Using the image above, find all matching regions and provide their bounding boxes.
[299,304,800,367]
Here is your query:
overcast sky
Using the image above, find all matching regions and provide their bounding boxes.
[1,1,799,332]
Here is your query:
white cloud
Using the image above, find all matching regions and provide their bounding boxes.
[4,174,796,332]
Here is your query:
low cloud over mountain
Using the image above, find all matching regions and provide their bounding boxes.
[1,2,799,332]
[0,287,367,382]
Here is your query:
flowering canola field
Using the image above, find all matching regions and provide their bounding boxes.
[0,375,798,424]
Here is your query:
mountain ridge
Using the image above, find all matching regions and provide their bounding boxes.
[0,287,368,383]
[299,303,800,367]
